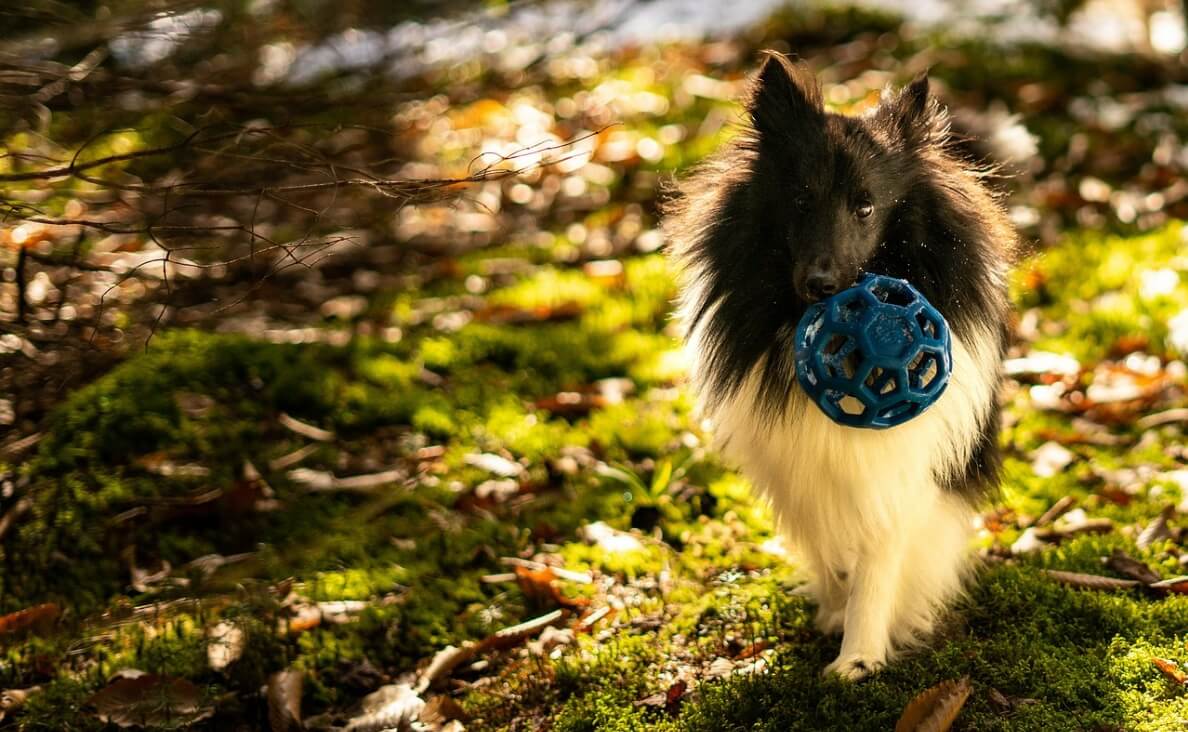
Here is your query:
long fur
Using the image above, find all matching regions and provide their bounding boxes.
[664,54,1015,679]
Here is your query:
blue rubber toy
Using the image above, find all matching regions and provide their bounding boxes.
[794,273,951,429]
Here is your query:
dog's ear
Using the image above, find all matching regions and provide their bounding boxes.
[879,73,946,148]
[747,53,823,139]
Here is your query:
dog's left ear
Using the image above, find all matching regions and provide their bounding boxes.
[880,73,945,148]
[747,52,824,140]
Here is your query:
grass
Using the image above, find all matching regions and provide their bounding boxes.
[5,220,1188,730]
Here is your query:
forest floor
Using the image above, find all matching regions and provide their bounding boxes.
[5,5,1188,731]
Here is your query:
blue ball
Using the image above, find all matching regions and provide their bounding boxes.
[794,273,951,429]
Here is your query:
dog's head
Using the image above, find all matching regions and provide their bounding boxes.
[745,53,945,303]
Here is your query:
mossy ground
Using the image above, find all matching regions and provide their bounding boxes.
[6,5,1188,731]
[7,222,1188,730]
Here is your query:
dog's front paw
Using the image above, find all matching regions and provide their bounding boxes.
[824,654,884,682]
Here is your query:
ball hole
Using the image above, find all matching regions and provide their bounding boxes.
[865,367,898,395]
[907,352,942,390]
[838,395,867,416]
[871,282,914,307]
[916,312,939,339]
[821,334,860,379]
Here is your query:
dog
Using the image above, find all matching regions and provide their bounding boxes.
[664,53,1015,680]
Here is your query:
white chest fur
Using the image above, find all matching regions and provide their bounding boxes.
[683,307,1001,673]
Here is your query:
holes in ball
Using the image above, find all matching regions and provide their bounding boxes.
[871,281,914,307]
[865,367,899,395]
[821,334,860,380]
[916,311,939,339]
[836,295,866,324]
[907,352,942,390]
[838,395,867,416]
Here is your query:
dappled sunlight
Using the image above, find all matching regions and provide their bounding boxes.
[3,1,1188,730]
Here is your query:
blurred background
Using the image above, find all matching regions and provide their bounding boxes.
[4,1,1188,730]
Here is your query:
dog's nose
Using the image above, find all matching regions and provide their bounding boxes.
[805,273,840,301]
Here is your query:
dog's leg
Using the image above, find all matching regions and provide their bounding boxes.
[823,533,905,681]
[797,552,849,635]
[887,493,975,649]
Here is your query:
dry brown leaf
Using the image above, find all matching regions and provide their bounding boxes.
[89,674,213,728]
[735,640,769,660]
[0,686,41,722]
[416,609,566,693]
[416,645,477,695]
[1153,657,1188,685]
[634,680,688,715]
[1137,505,1175,550]
[895,676,973,732]
[0,603,59,636]
[278,412,335,442]
[514,565,589,611]
[344,683,424,732]
[267,669,304,732]
[474,301,583,325]
[1149,576,1188,594]
[420,695,469,725]
[1035,496,1077,527]
[1104,550,1161,586]
[1042,569,1142,591]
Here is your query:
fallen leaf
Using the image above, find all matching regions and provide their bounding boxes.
[735,640,769,660]
[344,683,424,732]
[1138,408,1188,430]
[1010,527,1046,555]
[288,467,406,494]
[1149,576,1188,594]
[278,413,335,442]
[1035,496,1077,527]
[1031,441,1075,478]
[634,680,687,715]
[416,645,476,695]
[1103,550,1161,585]
[207,621,246,671]
[1004,351,1080,378]
[463,452,523,477]
[514,565,589,611]
[89,674,213,728]
[1153,657,1188,685]
[416,610,566,693]
[579,521,645,553]
[0,603,59,636]
[0,686,41,722]
[420,695,469,725]
[474,301,583,324]
[1137,505,1175,550]
[895,676,973,732]
[269,444,321,471]
[534,391,608,417]
[704,656,735,680]
[267,669,303,732]
[1042,570,1141,591]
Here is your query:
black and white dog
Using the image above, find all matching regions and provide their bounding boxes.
[665,53,1015,679]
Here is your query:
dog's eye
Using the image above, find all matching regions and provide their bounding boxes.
[855,199,874,219]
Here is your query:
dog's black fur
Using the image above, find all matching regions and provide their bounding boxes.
[665,54,1015,502]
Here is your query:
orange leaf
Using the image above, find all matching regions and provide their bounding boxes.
[0,604,59,636]
[1153,658,1188,685]
[895,677,972,732]
[514,566,589,611]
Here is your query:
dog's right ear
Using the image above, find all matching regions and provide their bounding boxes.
[747,53,823,138]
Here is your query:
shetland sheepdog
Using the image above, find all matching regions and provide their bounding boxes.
[665,53,1015,680]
